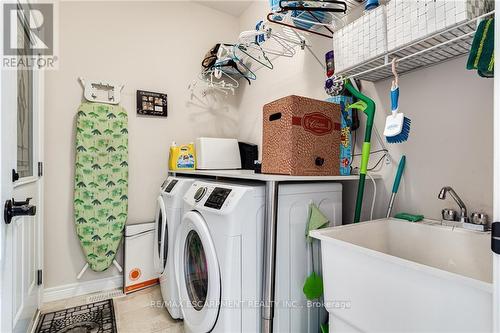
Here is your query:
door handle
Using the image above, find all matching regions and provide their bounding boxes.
[4,198,37,224]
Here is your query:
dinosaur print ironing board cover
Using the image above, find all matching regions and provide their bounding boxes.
[74,102,128,272]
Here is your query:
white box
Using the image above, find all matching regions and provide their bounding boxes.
[124,222,158,294]
[195,137,241,170]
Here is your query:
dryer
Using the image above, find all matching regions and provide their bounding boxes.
[153,176,197,319]
[174,181,265,333]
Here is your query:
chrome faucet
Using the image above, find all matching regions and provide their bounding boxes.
[438,186,469,223]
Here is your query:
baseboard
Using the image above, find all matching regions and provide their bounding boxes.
[43,275,123,303]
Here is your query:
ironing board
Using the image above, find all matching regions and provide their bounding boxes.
[74,102,128,272]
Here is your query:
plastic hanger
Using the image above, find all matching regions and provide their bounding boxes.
[279,0,347,13]
[235,42,274,70]
[214,44,257,82]
[266,11,333,38]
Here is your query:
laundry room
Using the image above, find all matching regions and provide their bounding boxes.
[0,0,497,332]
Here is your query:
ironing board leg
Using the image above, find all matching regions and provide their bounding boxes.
[262,181,279,333]
[76,263,89,280]
[76,260,122,280]
[112,259,123,272]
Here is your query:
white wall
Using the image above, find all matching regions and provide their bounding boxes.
[236,1,493,223]
[44,1,239,289]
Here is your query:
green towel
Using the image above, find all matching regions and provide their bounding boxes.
[74,102,128,272]
[306,203,330,242]
[467,18,494,78]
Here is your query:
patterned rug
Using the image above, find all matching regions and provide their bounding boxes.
[35,299,117,333]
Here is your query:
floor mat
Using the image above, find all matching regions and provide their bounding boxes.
[35,299,117,333]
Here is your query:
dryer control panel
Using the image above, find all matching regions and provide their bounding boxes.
[204,187,232,210]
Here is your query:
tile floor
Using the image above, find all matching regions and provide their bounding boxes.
[41,286,183,333]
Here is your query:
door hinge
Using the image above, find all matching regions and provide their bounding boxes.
[38,162,43,177]
[12,169,19,182]
[492,222,500,255]
[37,269,42,286]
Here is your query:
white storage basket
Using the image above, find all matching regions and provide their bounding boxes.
[386,0,492,51]
[333,5,387,72]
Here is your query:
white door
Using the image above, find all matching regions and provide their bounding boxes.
[0,4,44,332]
[494,8,500,333]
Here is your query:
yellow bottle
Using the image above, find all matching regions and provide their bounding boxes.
[169,142,196,170]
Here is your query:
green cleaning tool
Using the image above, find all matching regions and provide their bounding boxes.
[384,59,411,143]
[394,212,424,222]
[386,155,406,218]
[303,203,329,301]
[343,79,376,223]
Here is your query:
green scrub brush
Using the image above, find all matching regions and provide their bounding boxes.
[303,203,329,301]
[384,59,411,144]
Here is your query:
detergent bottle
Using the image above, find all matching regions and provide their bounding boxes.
[169,141,196,170]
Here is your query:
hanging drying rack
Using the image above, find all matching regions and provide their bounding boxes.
[331,10,495,83]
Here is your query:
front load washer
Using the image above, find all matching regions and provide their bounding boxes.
[175,181,265,333]
[153,176,197,319]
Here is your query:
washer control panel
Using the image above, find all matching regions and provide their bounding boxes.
[194,186,207,202]
[204,187,232,210]
[164,179,178,193]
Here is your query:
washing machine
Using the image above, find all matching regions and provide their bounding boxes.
[273,182,342,333]
[153,176,197,319]
[174,181,265,333]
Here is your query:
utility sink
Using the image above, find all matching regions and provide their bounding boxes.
[311,218,493,332]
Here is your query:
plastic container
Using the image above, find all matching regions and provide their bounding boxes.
[168,142,196,171]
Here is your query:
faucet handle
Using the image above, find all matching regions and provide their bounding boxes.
[470,212,488,226]
[442,208,457,221]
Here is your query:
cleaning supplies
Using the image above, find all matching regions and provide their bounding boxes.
[326,95,353,176]
[384,59,411,143]
[303,203,329,301]
[467,18,494,78]
[394,212,424,222]
[386,155,406,218]
[168,142,196,171]
[343,79,375,223]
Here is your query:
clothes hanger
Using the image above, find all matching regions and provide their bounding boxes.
[279,0,347,13]
[214,44,257,83]
[239,28,296,58]
[266,11,333,38]
[234,42,274,70]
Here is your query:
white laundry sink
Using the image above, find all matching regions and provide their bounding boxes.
[310,218,493,332]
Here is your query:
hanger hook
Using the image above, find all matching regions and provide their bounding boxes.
[391,58,399,88]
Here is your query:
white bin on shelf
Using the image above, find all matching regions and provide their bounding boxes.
[386,0,492,51]
[333,5,387,72]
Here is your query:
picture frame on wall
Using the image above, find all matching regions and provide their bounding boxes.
[136,90,167,117]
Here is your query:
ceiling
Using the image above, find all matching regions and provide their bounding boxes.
[194,1,254,17]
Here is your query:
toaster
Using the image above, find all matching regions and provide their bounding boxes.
[195,137,241,170]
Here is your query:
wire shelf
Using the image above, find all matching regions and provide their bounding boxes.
[335,10,494,82]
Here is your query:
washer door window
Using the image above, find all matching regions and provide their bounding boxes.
[153,196,167,274]
[176,211,220,332]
